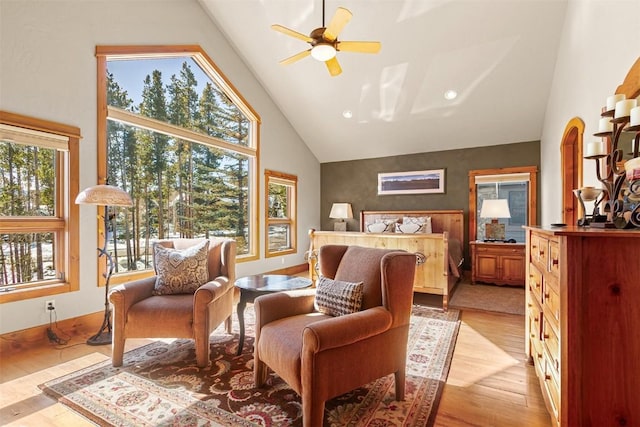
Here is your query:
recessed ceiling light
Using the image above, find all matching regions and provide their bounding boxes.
[444,90,458,100]
[342,110,353,119]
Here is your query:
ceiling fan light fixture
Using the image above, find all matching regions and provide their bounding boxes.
[311,43,336,61]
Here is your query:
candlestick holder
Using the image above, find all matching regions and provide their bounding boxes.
[589,107,640,229]
[573,187,606,227]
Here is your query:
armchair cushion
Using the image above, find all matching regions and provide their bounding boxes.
[152,240,209,295]
[314,276,364,316]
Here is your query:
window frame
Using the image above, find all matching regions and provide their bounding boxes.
[468,166,538,242]
[96,45,261,286]
[264,169,297,258]
[0,110,80,303]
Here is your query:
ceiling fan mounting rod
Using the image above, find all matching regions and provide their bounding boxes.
[322,0,326,27]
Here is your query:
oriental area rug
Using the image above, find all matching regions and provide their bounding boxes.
[39,305,460,427]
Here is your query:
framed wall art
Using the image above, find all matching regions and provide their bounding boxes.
[377,169,445,195]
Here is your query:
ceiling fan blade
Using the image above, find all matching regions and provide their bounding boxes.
[325,56,342,77]
[338,41,381,54]
[279,49,311,65]
[271,24,313,43]
[323,7,352,42]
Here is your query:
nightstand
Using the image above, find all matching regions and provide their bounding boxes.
[470,241,525,286]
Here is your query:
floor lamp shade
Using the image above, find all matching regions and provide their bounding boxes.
[75,184,133,207]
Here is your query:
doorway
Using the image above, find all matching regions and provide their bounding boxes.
[560,117,584,225]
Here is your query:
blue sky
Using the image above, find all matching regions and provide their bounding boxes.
[107,57,210,107]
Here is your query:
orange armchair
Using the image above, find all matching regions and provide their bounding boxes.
[253,245,417,427]
[108,237,236,368]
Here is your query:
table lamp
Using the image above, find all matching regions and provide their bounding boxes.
[480,199,511,241]
[75,184,133,345]
[329,203,353,231]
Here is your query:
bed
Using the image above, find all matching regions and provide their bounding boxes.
[308,209,464,310]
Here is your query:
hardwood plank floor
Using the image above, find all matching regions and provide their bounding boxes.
[0,306,552,426]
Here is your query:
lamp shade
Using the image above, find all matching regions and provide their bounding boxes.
[75,184,133,207]
[480,199,511,219]
[329,203,353,219]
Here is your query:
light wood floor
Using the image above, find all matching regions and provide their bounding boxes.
[0,304,552,426]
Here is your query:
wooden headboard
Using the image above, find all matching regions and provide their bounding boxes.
[359,210,464,243]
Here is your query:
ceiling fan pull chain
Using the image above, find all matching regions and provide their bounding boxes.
[322,0,326,27]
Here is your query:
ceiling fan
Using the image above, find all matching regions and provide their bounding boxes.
[271,0,381,77]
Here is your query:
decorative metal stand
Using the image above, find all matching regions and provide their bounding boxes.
[86,205,116,346]
[586,107,640,229]
[573,187,605,227]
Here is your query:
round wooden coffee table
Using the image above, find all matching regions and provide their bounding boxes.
[235,274,313,355]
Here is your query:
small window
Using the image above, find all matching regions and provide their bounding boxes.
[0,113,80,302]
[265,170,297,257]
[469,166,537,243]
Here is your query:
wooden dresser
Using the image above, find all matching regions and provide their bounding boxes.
[470,241,525,286]
[524,226,640,426]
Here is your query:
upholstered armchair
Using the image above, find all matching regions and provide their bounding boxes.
[253,244,416,427]
[109,237,236,368]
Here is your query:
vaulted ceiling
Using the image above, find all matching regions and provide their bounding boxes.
[200,0,567,163]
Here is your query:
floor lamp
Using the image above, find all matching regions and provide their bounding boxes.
[75,184,133,346]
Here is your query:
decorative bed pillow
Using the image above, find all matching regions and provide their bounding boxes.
[314,276,364,316]
[152,240,209,295]
[395,216,432,234]
[365,219,397,233]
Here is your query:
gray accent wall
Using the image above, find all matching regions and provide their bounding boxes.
[321,140,541,268]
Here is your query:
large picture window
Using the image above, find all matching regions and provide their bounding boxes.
[0,111,80,302]
[97,46,260,285]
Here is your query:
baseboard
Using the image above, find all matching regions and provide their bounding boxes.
[0,311,103,357]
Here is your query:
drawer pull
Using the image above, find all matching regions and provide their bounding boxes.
[544,292,550,299]
[545,374,552,381]
[551,258,559,266]
[543,333,550,339]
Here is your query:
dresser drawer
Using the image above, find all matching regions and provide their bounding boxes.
[528,263,543,304]
[543,276,560,332]
[528,297,542,340]
[548,239,560,277]
[543,350,561,424]
[542,319,560,378]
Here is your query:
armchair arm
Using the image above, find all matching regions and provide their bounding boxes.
[303,306,393,353]
[109,276,156,312]
[194,276,232,307]
[254,289,317,329]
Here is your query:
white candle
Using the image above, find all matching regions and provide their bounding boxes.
[631,106,640,127]
[615,99,638,118]
[598,117,613,133]
[606,94,625,111]
[586,141,606,157]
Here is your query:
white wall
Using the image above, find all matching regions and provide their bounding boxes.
[540,0,640,224]
[0,0,320,333]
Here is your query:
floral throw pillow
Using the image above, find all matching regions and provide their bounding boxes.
[152,240,210,295]
[365,219,397,233]
[395,216,432,234]
[314,276,364,317]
